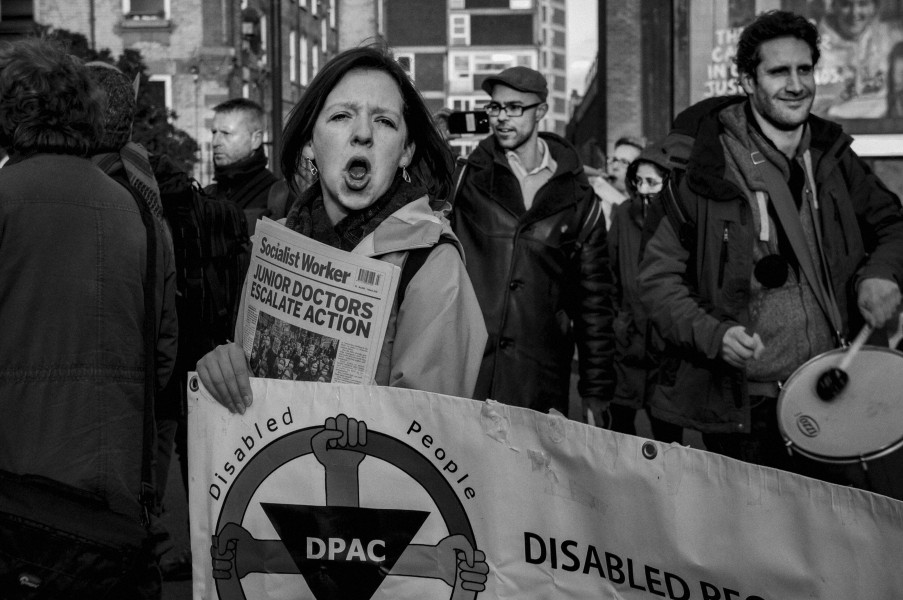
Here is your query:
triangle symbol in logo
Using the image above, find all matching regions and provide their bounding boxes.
[262,503,429,600]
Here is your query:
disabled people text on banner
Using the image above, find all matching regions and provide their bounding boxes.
[187,377,903,600]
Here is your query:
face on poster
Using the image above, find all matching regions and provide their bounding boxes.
[690,0,903,134]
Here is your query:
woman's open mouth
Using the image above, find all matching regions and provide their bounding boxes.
[344,157,371,191]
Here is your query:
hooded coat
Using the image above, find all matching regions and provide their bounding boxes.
[235,196,487,398]
[608,148,671,409]
[638,97,903,433]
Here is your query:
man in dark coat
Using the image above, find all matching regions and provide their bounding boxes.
[205,98,285,234]
[452,66,616,422]
[638,11,903,490]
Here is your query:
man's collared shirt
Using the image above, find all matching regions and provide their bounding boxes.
[505,137,557,211]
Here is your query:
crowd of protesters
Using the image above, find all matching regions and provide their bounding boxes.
[2,8,903,597]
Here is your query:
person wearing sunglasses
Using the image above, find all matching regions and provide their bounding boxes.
[607,145,683,445]
[451,65,617,425]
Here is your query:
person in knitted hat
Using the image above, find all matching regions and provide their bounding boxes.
[86,61,165,223]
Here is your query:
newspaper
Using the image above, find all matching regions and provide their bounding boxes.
[240,218,399,385]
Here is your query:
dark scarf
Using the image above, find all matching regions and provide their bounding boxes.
[285,173,425,251]
[213,145,270,184]
[212,146,277,206]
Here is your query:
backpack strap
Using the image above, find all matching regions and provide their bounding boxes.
[397,239,452,307]
[450,156,469,207]
[130,183,158,525]
[438,156,469,217]
[660,172,695,251]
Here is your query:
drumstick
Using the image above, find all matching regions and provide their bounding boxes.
[815,324,873,401]
[837,323,873,372]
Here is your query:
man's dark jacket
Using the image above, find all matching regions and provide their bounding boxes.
[638,98,903,433]
[453,132,616,416]
[205,146,278,235]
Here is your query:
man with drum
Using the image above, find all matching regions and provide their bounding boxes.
[638,10,903,489]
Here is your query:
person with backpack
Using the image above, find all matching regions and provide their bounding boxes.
[206,98,287,234]
[197,45,487,410]
[637,10,903,488]
[449,65,616,423]
[0,38,177,598]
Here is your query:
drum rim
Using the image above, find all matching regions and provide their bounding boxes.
[777,345,903,464]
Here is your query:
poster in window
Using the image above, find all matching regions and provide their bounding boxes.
[689,0,903,135]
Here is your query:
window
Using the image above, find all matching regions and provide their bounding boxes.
[259,15,268,65]
[146,75,172,116]
[510,0,532,8]
[449,0,464,8]
[312,41,320,77]
[321,17,327,45]
[450,15,469,46]
[329,0,336,28]
[452,55,470,79]
[397,53,415,81]
[123,0,169,20]
[449,97,477,111]
[0,0,34,21]
[289,30,297,83]
[300,33,309,86]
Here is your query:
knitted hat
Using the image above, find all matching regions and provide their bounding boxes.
[86,61,136,152]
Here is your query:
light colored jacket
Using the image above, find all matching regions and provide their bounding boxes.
[236,196,487,398]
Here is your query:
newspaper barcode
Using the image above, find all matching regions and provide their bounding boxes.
[357,268,381,286]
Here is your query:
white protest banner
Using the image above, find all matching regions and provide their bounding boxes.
[188,377,903,600]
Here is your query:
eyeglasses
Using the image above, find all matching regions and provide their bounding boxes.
[633,177,663,191]
[482,101,543,117]
[607,156,631,168]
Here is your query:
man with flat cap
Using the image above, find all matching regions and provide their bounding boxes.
[451,66,616,424]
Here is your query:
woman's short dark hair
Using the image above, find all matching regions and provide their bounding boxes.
[281,44,453,198]
[0,38,103,157]
[735,10,820,79]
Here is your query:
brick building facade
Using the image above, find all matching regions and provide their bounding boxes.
[14,0,338,183]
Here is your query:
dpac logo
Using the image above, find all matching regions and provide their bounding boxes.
[209,414,488,600]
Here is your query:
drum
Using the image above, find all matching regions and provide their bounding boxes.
[777,345,903,465]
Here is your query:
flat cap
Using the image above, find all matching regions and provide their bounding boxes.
[481,66,548,101]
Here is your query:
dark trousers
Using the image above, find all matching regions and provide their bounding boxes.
[702,396,871,490]
[155,370,189,506]
[609,403,684,444]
